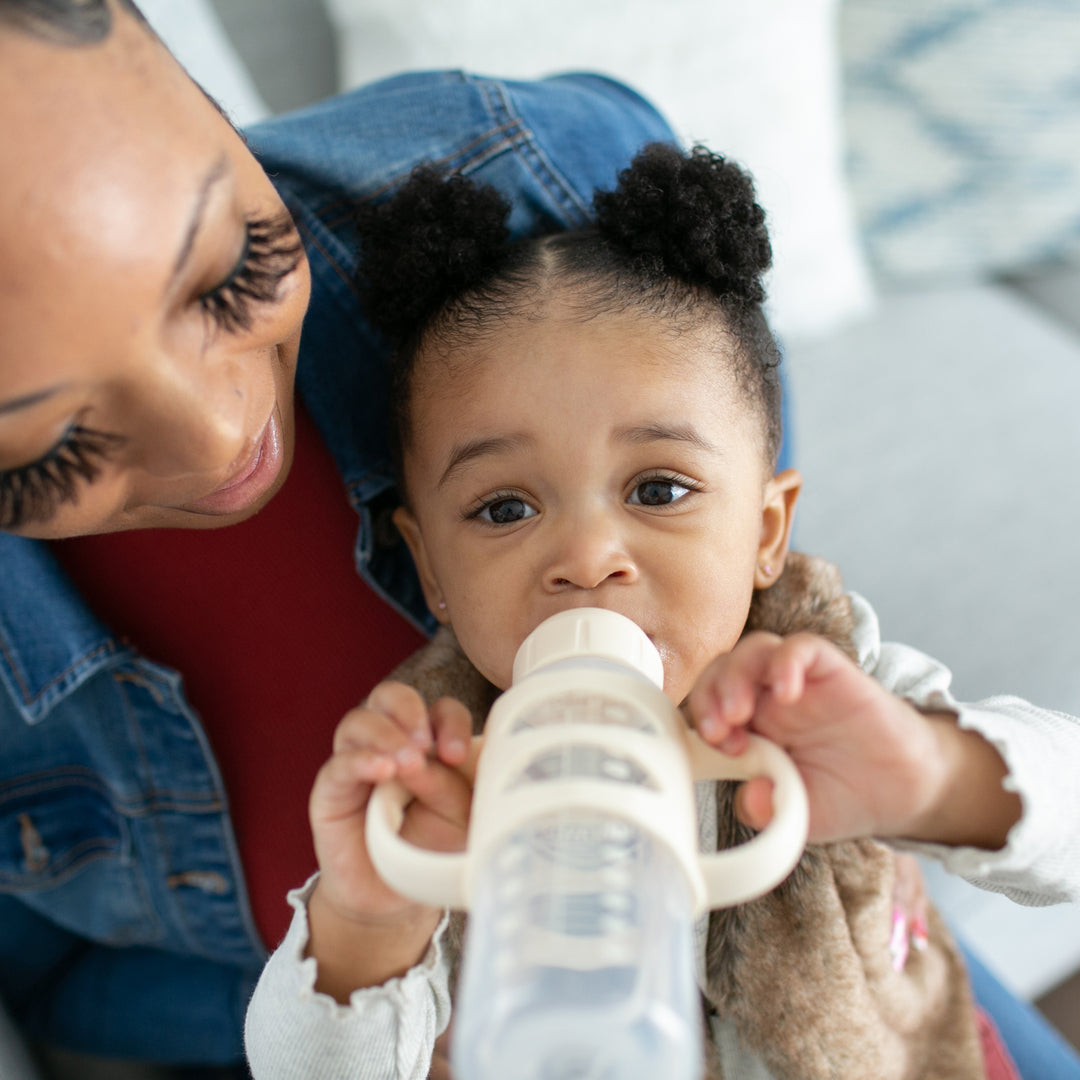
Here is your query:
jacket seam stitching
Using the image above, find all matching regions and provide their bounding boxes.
[302,127,537,307]
[0,636,119,709]
[0,770,226,815]
[315,119,527,230]
[480,78,593,226]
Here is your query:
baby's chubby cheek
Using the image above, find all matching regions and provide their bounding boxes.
[451,622,516,693]
[660,635,741,711]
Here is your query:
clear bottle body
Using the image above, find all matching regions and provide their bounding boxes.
[367,610,805,1078]
[452,684,701,1080]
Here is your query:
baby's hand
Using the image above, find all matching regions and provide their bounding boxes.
[309,681,473,926]
[686,632,947,845]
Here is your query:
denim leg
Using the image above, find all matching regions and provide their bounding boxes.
[17,947,257,1065]
[1,899,254,1067]
[0,897,82,1011]
[960,938,1080,1080]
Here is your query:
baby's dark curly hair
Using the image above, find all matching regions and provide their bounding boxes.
[354,142,783,482]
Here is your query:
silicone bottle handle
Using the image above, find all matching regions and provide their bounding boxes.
[365,737,483,909]
[366,780,471,909]
[367,733,809,911]
[686,732,809,907]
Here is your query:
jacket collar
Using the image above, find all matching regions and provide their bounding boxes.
[0,532,131,724]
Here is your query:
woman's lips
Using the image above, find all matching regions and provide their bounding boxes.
[187,411,284,515]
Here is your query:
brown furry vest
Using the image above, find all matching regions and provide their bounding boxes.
[389,552,986,1080]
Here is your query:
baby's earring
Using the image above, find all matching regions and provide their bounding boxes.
[759,564,773,578]
[437,600,447,610]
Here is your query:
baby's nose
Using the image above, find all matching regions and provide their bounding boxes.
[542,512,638,592]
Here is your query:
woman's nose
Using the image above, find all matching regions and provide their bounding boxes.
[542,509,638,592]
[134,347,253,477]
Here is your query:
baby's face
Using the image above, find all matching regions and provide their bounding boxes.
[395,304,798,705]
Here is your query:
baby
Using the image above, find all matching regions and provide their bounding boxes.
[245,145,1028,1079]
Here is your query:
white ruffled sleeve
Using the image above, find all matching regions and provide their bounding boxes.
[850,592,1080,906]
[244,874,453,1080]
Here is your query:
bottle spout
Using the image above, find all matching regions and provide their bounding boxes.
[512,607,664,688]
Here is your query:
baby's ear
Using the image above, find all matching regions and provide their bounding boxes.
[392,506,450,625]
[754,468,802,590]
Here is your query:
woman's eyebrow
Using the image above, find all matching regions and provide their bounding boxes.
[168,154,230,290]
[0,386,64,418]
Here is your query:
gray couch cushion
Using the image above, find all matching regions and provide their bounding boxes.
[786,281,1080,717]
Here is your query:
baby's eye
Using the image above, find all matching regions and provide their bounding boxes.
[628,477,693,507]
[475,496,538,525]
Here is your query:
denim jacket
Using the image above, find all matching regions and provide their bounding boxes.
[0,71,673,1064]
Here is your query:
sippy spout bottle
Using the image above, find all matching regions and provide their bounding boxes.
[367,607,809,1080]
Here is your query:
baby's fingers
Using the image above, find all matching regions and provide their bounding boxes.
[427,696,474,768]
[690,632,847,746]
[757,633,841,705]
[334,682,434,762]
[398,758,474,848]
[310,748,395,823]
[733,775,776,832]
[688,632,784,746]
[366,681,437,749]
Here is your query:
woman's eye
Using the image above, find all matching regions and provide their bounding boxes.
[628,477,693,507]
[198,212,302,334]
[0,424,124,530]
[475,496,537,525]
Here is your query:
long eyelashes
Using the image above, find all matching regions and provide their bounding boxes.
[462,472,701,528]
[0,426,125,530]
[627,472,697,507]
[465,490,537,526]
[198,213,303,334]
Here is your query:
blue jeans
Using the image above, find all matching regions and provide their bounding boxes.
[0,897,256,1065]
[961,939,1080,1079]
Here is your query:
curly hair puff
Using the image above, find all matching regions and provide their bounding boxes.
[354,142,783,477]
[592,143,771,305]
[353,165,512,350]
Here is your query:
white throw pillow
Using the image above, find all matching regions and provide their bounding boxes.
[325,0,875,345]
[140,0,269,126]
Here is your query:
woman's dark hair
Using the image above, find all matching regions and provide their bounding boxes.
[1,0,239,127]
[0,0,146,45]
[355,143,783,479]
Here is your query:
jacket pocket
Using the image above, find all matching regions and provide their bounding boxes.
[0,771,163,945]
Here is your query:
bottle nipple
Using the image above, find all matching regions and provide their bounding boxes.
[512,608,664,687]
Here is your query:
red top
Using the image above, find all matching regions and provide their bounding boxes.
[52,404,424,947]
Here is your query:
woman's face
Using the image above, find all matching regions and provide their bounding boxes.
[0,8,311,538]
